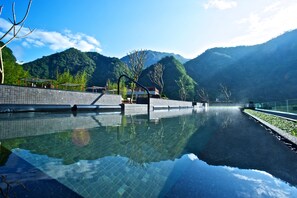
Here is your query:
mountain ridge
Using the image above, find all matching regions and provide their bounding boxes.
[184,29,297,102]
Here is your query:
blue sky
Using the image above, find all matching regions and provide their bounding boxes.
[1,0,297,63]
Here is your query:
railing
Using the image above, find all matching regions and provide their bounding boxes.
[117,74,150,115]
[255,99,297,114]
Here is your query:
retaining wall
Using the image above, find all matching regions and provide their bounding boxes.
[0,85,121,105]
[150,98,196,107]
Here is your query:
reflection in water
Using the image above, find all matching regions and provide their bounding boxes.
[72,128,90,147]
[185,107,297,187]
[0,108,297,197]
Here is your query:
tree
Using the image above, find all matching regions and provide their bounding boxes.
[106,79,127,99]
[54,70,88,91]
[219,83,232,102]
[74,70,88,87]
[126,50,146,102]
[0,0,33,84]
[197,88,209,102]
[176,75,187,101]
[176,75,196,101]
[148,63,165,95]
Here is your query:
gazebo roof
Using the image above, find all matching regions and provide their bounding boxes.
[20,78,53,83]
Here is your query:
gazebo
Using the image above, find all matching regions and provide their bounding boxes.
[19,78,53,88]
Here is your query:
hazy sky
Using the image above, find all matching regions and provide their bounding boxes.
[1,0,297,63]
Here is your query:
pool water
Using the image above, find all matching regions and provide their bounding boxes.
[0,107,297,197]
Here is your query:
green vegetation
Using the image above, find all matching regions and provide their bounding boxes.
[244,109,297,137]
[54,70,88,91]
[1,43,29,85]
[23,48,128,87]
[106,79,127,99]
[23,48,95,80]
[140,56,196,100]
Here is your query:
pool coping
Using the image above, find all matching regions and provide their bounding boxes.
[244,110,297,146]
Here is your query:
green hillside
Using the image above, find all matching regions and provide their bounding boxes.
[85,52,128,86]
[140,56,196,100]
[23,48,128,86]
[22,48,95,80]
[185,30,297,102]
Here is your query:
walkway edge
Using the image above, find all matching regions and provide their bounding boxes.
[244,111,297,146]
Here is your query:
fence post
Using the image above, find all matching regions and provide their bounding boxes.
[286,100,289,112]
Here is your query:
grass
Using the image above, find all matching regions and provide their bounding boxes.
[244,109,297,137]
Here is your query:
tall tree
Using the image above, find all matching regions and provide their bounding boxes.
[197,88,209,102]
[55,70,88,91]
[176,75,196,101]
[0,0,33,84]
[219,83,232,102]
[127,50,146,102]
[176,75,187,101]
[148,63,165,95]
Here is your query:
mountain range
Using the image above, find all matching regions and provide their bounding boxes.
[185,29,297,102]
[16,29,297,102]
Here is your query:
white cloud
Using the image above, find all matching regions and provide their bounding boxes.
[0,18,102,53]
[0,18,12,30]
[230,1,297,46]
[204,0,237,10]
[233,173,291,197]
[27,29,102,53]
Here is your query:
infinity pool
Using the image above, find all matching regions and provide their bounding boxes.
[0,107,297,197]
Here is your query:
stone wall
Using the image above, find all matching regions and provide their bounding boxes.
[0,85,121,105]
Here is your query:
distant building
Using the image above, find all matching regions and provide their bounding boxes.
[127,87,160,98]
[86,86,106,93]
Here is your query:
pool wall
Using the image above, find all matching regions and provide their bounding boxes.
[0,85,203,113]
[0,84,121,105]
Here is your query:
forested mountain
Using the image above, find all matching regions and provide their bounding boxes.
[121,50,189,68]
[23,48,95,80]
[22,47,194,100]
[139,56,196,100]
[185,30,297,102]
[85,52,128,86]
[23,48,128,86]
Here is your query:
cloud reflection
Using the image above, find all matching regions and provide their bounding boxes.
[12,150,297,198]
